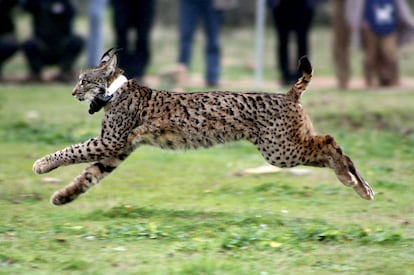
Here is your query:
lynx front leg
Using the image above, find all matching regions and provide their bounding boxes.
[51,150,132,205]
[305,135,374,200]
[33,137,125,174]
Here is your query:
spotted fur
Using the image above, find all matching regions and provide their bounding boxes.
[33,49,374,205]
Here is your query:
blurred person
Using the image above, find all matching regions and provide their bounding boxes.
[0,0,19,81]
[87,0,107,67]
[362,0,399,87]
[175,0,238,88]
[339,0,414,88]
[332,0,352,89]
[268,0,321,86]
[21,0,84,83]
[111,0,156,82]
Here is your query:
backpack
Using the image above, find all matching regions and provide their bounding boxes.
[364,0,397,35]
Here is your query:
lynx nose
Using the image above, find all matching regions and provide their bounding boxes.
[72,86,79,96]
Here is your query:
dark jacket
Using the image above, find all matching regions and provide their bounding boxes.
[22,0,77,43]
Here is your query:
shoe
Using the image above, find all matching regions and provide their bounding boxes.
[176,64,188,88]
[159,63,188,90]
[206,81,219,88]
[379,78,399,87]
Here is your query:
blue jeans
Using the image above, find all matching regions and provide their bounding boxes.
[178,0,222,84]
[87,0,107,67]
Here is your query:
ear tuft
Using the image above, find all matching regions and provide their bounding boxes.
[99,48,115,65]
[99,48,122,66]
[98,48,121,77]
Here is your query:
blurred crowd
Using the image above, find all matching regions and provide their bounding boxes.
[1,0,414,89]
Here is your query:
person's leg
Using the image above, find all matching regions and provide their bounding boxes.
[178,0,200,68]
[57,35,84,80]
[294,6,314,79]
[131,0,156,79]
[378,33,399,86]
[362,29,378,87]
[0,36,19,77]
[87,0,107,67]
[111,0,131,73]
[21,38,45,80]
[271,6,291,85]
[202,0,222,86]
[276,26,291,83]
[332,0,351,89]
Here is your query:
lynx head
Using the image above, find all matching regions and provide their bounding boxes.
[72,48,124,114]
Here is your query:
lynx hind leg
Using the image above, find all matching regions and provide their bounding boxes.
[311,135,374,200]
[51,154,128,205]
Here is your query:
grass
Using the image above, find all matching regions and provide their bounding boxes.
[1,25,414,274]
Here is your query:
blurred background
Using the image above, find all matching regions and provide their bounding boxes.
[2,0,414,90]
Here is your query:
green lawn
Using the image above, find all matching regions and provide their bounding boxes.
[1,24,414,274]
[1,80,413,274]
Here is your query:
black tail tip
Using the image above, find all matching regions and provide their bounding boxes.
[298,56,312,74]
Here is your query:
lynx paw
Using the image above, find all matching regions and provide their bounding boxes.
[353,177,375,201]
[33,158,56,174]
[50,190,73,206]
[338,171,374,200]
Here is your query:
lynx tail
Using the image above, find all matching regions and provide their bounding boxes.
[287,56,313,102]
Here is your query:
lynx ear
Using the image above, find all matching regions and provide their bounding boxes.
[99,48,116,65]
[99,48,119,76]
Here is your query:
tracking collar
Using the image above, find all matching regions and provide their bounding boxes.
[106,74,128,99]
[88,75,128,115]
